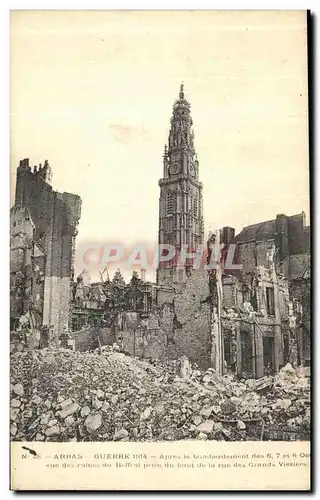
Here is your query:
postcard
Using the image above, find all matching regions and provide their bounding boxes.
[10,10,310,491]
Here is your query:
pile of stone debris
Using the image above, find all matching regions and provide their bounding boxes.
[10,345,310,442]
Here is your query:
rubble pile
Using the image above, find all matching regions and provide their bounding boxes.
[10,346,310,442]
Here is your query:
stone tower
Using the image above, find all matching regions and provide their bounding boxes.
[12,158,81,339]
[157,84,204,286]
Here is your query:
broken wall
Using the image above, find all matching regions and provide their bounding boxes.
[290,278,311,365]
[221,240,287,377]
[10,207,35,323]
[282,253,310,280]
[119,311,167,360]
[73,326,115,352]
[171,269,212,369]
[12,160,81,338]
[117,269,212,369]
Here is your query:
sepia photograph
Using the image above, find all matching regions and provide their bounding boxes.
[9,9,311,490]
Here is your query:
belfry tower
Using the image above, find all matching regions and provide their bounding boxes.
[157,84,204,286]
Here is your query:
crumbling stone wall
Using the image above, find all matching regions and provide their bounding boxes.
[155,287,175,307]
[219,240,290,377]
[10,206,35,324]
[118,270,212,369]
[106,229,307,378]
[74,326,115,352]
[11,159,81,338]
[290,278,311,365]
[170,269,212,369]
[282,253,310,280]
[119,311,166,359]
[222,276,237,309]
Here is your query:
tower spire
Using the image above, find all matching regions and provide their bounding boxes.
[179,82,184,99]
[157,86,204,287]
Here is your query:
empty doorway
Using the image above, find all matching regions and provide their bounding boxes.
[263,336,275,374]
[240,330,252,375]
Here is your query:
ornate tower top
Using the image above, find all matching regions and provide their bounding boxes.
[163,83,197,179]
[171,82,192,124]
[157,84,204,286]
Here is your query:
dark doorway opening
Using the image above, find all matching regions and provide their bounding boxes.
[263,336,275,374]
[266,286,275,316]
[223,329,235,372]
[283,333,289,364]
[240,330,252,374]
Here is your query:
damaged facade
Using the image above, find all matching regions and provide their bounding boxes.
[88,85,310,378]
[10,158,81,342]
[219,211,311,378]
[10,87,310,381]
[71,269,155,350]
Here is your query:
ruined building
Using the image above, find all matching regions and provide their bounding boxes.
[157,83,204,287]
[69,269,155,352]
[110,216,310,377]
[13,86,309,378]
[100,85,310,378]
[220,211,311,376]
[10,158,81,340]
[71,269,153,330]
[71,270,106,331]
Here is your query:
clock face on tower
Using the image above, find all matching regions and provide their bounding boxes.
[169,162,180,176]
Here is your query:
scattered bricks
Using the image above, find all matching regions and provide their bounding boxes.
[57,398,73,410]
[255,376,273,391]
[246,379,256,391]
[30,394,42,405]
[85,413,102,433]
[197,420,214,434]
[10,409,20,421]
[237,420,246,430]
[111,395,118,405]
[193,415,202,426]
[211,405,221,415]
[48,419,58,427]
[230,397,242,406]
[11,399,21,408]
[200,405,213,418]
[80,406,90,417]
[58,402,80,419]
[28,416,41,431]
[273,399,292,410]
[40,412,52,425]
[96,389,104,399]
[196,432,208,440]
[140,407,152,421]
[10,424,18,436]
[114,428,129,441]
[64,415,75,427]
[13,384,24,396]
[220,400,236,415]
[101,402,110,413]
[45,425,60,437]
[10,346,310,443]
[213,422,224,432]
[92,398,103,410]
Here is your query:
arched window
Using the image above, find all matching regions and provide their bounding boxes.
[167,193,174,215]
[193,198,198,217]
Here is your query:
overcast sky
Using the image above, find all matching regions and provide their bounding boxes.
[10,10,309,281]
